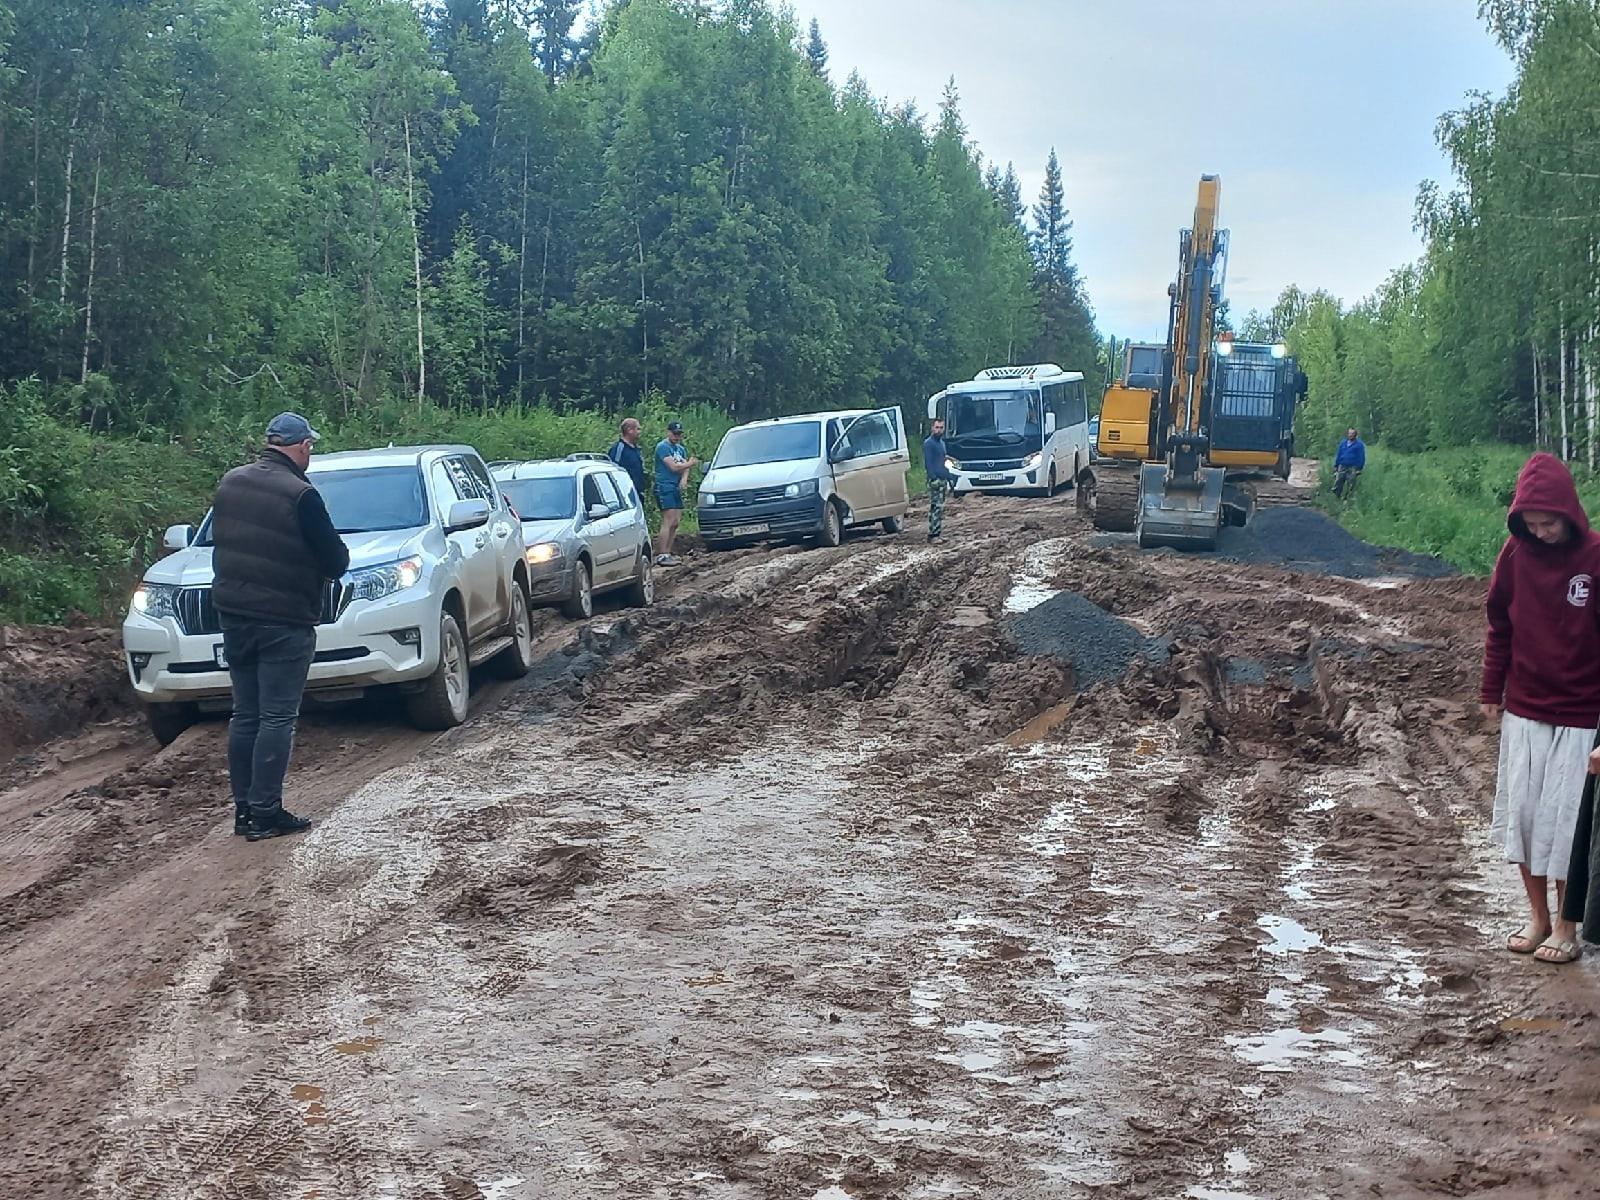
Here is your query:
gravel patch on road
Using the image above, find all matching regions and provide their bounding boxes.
[1005,590,1166,690]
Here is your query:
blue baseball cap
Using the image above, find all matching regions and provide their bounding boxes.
[666,420,684,434]
[265,411,320,446]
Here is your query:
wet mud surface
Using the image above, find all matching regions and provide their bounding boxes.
[3,470,1599,1199]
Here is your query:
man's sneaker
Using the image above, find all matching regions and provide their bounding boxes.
[656,554,680,567]
[234,808,249,836]
[246,808,313,842]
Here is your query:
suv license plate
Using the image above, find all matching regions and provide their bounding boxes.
[977,474,1007,484]
[213,644,229,669]
[725,522,769,537]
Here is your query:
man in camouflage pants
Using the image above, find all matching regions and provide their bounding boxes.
[923,417,961,542]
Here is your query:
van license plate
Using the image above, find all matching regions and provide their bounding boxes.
[214,644,229,669]
[725,523,769,537]
[977,474,1007,484]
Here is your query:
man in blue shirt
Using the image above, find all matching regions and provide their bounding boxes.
[606,417,647,499]
[654,420,698,566]
[923,418,962,542]
[1333,427,1366,498]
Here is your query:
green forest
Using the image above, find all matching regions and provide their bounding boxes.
[1238,0,1600,569]
[0,0,1097,621]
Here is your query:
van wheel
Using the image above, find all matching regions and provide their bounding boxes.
[1045,465,1057,496]
[817,501,843,548]
[488,584,534,680]
[406,612,470,730]
[881,515,904,535]
[145,702,194,747]
[626,548,655,608]
[562,558,594,619]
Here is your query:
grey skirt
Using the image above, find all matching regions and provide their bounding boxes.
[1492,712,1592,879]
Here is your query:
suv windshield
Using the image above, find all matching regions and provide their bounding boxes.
[715,421,821,468]
[500,476,575,520]
[195,464,428,543]
[946,391,1040,447]
[315,466,430,532]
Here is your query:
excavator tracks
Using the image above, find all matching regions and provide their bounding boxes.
[1077,464,1141,532]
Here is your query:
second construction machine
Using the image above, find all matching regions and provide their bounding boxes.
[1077,175,1307,550]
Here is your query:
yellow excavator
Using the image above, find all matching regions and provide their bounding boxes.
[1077,175,1307,549]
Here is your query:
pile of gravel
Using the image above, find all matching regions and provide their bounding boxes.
[1006,591,1166,690]
[1211,508,1455,579]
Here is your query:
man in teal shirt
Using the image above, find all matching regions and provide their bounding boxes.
[654,420,698,566]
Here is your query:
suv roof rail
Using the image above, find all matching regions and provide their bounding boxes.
[974,363,1065,381]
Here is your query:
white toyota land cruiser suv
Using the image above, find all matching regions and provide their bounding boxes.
[122,445,535,744]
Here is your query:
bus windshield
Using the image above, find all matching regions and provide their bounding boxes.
[945,391,1041,447]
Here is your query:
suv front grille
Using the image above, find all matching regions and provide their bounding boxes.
[175,581,349,636]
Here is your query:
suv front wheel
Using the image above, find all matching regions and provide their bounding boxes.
[563,558,594,620]
[406,611,471,730]
[488,584,535,679]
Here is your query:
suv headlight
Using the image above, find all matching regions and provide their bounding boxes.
[783,479,819,498]
[347,555,424,603]
[131,582,180,621]
[945,456,960,472]
[698,492,716,507]
[1024,451,1042,468]
[525,542,563,565]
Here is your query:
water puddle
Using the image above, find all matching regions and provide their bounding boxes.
[1227,1025,1365,1072]
[947,605,991,628]
[1003,539,1071,614]
[1500,1016,1564,1033]
[1004,701,1074,747]
[333,1035,381,1056]
[478,1181,524,1200]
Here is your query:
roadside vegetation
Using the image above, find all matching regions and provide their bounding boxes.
[1317,444,1600,576]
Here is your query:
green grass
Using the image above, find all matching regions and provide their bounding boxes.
[1318,444,1600,575]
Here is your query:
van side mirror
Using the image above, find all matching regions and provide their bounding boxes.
[162,524,194,552]
[586,502,610,522]
[1044,412,1058,435]
[831,443,856,464]
[446,498,492,531]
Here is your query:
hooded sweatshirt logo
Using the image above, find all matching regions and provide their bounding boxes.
[1570,574,1592,607]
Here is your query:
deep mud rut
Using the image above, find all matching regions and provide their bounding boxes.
[5,474,1600,1200]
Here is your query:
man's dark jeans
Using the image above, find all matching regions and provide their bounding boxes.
[222,620,316,821]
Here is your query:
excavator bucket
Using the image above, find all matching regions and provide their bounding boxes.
[1135,462,1224,550]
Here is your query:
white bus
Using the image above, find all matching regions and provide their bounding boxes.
[925,364,1090,496]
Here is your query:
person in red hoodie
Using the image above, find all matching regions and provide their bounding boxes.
[1482,452,1600,964]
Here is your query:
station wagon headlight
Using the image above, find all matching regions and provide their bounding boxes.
[525,542,563,565]
[698,492,716,507]
[131,582,179,620]
[347,555,424,602]
[783,480,819,498]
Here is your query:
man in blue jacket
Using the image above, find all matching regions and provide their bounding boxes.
[1333,427,1366,498]
[923,418,962,542]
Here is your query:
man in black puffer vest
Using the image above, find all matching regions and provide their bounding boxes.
[212,412,349,841]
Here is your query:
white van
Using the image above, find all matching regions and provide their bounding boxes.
[927,364,1090,496]
[697,408,912,549]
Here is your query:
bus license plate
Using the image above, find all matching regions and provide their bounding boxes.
[977,474,1007,484]
[726,523,769,537]
[214,644,229,669]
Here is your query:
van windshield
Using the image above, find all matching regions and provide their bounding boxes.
[715,421,822,468]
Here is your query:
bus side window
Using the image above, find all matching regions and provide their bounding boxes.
[1067,381,1088,427]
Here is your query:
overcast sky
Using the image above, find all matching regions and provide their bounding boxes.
[792,0,1516,341]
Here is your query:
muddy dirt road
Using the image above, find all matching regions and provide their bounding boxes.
[5,478,1600,1199]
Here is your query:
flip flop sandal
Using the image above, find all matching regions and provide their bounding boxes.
[1507,926,1547,954]
[1534,936,1583,965]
